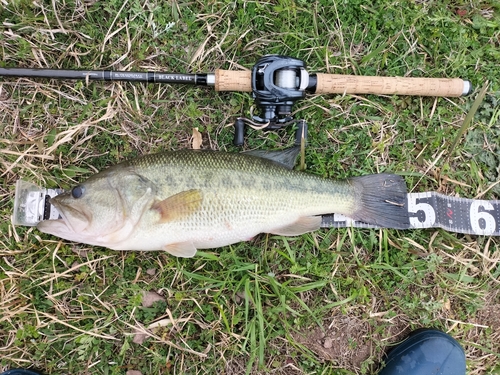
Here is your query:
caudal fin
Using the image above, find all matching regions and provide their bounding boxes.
[349,173,409,229]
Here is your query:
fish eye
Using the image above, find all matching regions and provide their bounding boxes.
[71,185,85,199]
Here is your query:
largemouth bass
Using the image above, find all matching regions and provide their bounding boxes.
[37,149,409,257]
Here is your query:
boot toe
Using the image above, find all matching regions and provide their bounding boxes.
[379,329,466,375]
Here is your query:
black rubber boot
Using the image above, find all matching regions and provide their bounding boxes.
[378,329,466,375]
[0,370,41,375]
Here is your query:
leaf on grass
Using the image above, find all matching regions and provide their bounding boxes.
[142,291,165,307]
[132,327,148,345]
[71,248,90,258]
[447,81,489,158]
[192,127,203,149]
[147,317,190,330]
[444,299,451,311]
[146,268,156,276]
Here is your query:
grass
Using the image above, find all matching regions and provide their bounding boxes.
[1,0,499,374]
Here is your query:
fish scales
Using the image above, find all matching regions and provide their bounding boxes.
[37,149,409,257]
[120,151,356,247]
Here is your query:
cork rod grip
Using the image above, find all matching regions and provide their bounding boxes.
[315,73,468,97]
[215,69,252,92]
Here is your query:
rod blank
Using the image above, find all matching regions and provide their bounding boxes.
[0,68,211,85]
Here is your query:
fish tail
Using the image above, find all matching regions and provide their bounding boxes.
[349,173,410,229]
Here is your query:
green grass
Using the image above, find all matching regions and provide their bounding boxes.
[1,0,499,374]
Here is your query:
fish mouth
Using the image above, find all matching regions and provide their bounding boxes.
[46,197,91,233]
[36,217,73,237]
[48,199,75,230]
[36,199,91,243]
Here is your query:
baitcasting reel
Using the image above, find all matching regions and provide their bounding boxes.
[233,55,310,146]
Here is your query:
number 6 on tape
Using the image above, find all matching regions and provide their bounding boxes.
[470,200,496,235]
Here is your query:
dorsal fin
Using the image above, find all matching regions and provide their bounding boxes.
[243,146,300,170]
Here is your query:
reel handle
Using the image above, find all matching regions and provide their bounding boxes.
[314,73,471,97]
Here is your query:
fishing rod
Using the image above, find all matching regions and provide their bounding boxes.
[0,55,472,145]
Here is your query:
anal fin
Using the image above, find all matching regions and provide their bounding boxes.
[163,242,198,258]
[270,216,322,236]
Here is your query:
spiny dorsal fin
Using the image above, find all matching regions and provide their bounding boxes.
[152,189,203,223]
[243,146,300,170]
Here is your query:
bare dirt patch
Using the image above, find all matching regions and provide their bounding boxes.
[474,290,500,331]
[475,304,500,331]
[293,312,410,372]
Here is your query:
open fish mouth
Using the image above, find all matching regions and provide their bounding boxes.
[37,217,73,237]
[48,198,76,231]
[39,197,90,234]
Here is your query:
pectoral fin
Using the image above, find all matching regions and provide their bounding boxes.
[270,216,322,236]
[163,242,198,258]
[152,189,203,223]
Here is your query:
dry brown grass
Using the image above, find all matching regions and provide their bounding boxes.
[1,1,499,374]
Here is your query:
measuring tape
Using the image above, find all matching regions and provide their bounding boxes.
[13,180,500,236]
[322,192,500,236]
